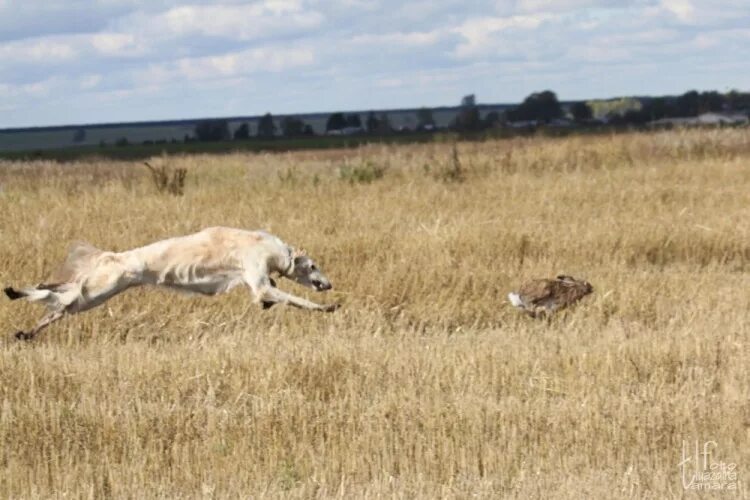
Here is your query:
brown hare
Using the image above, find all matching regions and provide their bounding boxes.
[508,275,593,318]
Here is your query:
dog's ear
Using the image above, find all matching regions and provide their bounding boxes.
[292,248,307,258]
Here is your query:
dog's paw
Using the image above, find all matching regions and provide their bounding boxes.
[322,303,341,313]
[14,331,34,341]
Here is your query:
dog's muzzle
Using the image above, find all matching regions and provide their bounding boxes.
[313,280,332,291]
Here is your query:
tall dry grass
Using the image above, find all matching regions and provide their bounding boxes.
[0,129,748,498]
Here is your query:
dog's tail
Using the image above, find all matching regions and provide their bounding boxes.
[5,285,57,303]
[5,242,102,308]
[4,287,25,300]
[5,283,78,311]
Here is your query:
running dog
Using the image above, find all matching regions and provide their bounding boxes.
[5,227,339,340]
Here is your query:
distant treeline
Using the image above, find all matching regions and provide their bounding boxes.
[189,89,750,143]
[2,88,748,162]
[607,90,750,124]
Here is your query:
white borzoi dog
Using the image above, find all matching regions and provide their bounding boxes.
[5,227,339,340]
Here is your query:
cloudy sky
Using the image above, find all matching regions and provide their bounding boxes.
[1,0,749,128]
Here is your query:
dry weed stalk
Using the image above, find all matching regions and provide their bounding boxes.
[143,161,187,195]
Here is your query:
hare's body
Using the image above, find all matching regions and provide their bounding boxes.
[509,275,593,318]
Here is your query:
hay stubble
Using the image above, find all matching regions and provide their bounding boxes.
[0,130,748,498]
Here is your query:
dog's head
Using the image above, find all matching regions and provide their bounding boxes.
[556,275,594,296]
[288,248,333,291]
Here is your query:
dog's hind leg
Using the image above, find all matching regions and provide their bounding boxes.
[15,309,65,341]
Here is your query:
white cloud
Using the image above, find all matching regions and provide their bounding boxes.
[90,32,146,56]
[80,74,103,89]
[351,30,442,46]
[0,37,78,63]
[142,45,315,84]
[452,14,551,58]
[567,45,633,63]
[646,0,750,26]
[596,28,681,45]
[331,0,378,10]
[660,0,695,22]
[515,0,623,14]
[375,77,404,88]
[144,1,324,40]
[16,78,61,97]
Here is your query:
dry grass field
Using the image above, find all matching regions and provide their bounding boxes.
[0,129,748,498]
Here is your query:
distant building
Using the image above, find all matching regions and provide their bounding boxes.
[696,112,748,125]
[508,120,538,128]
[649,112,748,127]
[548,118,574,128]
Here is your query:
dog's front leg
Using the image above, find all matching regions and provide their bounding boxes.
[261,278,278,309]
[261,287,339,312]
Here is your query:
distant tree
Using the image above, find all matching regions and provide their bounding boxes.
[453,94,482,131]
[345,114,362,129]
[195,119,230,141]
[281,116,307,137]
[615,97,675,124]
[303,124,315,136]
[616,90,737,125]
[726,89,750,111]
[698,91,724,113]
[570,102,593,122]
[615,107,652,125]
[587,97,642,120]
[484,111,501,128]
[115,137,129,147]
[454,107,482,131]
[365,111,380,133]
[72,128,86,143]
[326,112,347,132]
[461,94,476,107]
[507,90,563,123]
[377,113,392,134]
[416,107,435,130]
[675,90,700,117]
[645,97,672,120]
[233,123,250,140]
[256,113,276,138]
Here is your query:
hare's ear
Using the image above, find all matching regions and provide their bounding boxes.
[556,275,572,281]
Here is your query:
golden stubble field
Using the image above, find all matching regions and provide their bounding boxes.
[0,129,748,498]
